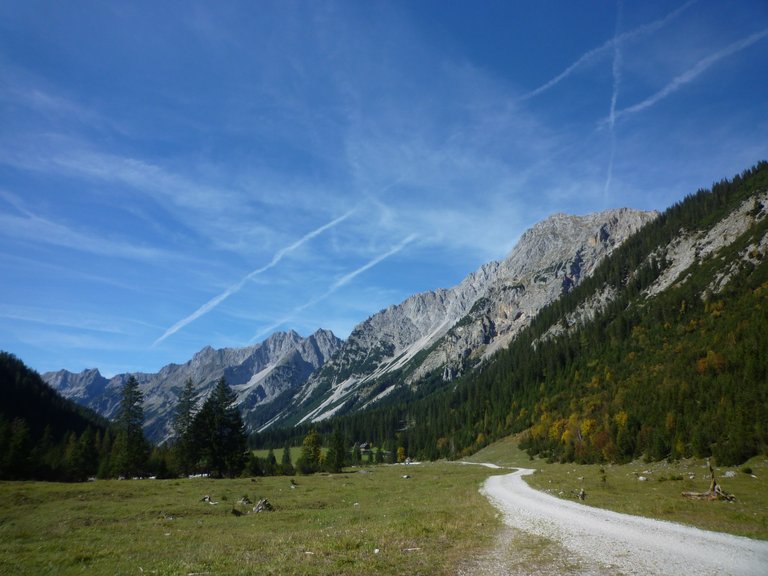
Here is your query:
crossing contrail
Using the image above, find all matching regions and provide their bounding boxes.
[518,0,697,102]
[604,1,624,199]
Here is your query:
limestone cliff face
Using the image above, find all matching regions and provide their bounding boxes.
[415,208,660,380]
[282,208,658,427]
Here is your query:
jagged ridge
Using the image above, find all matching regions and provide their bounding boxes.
[44,329,342,443]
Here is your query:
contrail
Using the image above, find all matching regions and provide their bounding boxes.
[614,27,768,121]
[329,233,418,291]
[251,233,419,342]
[607,1,623,133]
[518,0,697,102]
[153,209,355,345]
[604,1,624,200]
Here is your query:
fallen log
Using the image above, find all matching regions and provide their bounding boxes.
[681,462,735,502]
[253,498,274,513]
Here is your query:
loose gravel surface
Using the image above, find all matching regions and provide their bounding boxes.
[478,467,768,576]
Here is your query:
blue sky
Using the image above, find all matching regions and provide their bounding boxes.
[1,0,766,377]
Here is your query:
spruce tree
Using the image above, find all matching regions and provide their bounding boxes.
[281,443,294,475]
[112,376,149,478]
[264,447,277,475]
[192,377,246,478]
[173,378,198,475]
[325,429,345,473]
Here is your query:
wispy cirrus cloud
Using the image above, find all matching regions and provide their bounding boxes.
[613,27,768,122]
[0,140,275,251]
[0,303,151,335]
[154,209,356,345]
[0,190,178,262]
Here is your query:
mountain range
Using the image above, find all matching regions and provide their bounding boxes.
[44,329,342,443]
[44,207,657,442]
[42,163,768,455]
[0,159,756,471]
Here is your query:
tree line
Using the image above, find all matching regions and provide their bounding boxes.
[1,353,393,481]
[0,353,250,481]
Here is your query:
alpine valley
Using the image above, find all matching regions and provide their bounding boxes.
[44,207,655,443]
[39,162,768,466]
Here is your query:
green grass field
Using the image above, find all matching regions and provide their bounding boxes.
[0,462,504,576]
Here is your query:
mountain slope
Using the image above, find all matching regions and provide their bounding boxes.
[0,351,110,480]
[269,162,767,466]
[45,329,342,443]
[257,208,657,429]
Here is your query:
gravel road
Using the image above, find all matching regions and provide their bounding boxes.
[480,467,768,576]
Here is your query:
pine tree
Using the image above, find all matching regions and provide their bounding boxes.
[192,377,246,478]
[112,376,149,478]
[173,378,198,475]
[281,443,294,475]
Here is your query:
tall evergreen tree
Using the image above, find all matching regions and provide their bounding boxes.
[325,429,346,473]
[192,377,246,478]
[173,378,198,475]
[112,376,149,478]
[281,443,294,475]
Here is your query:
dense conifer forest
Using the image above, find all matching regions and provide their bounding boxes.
[0,354,250,481]
[0,352,110,480]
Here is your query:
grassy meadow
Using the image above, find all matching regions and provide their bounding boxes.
[0,462,504,576]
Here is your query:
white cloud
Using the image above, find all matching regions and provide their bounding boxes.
[0,190,180,262]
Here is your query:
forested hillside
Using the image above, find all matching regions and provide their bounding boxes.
[255,162,768,467]
[0,352,110,480]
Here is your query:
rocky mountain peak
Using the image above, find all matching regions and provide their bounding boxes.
[273,207,658,428]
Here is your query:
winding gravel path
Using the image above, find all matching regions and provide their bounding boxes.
[481,467,768,576]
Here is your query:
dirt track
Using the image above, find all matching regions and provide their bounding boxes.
[480,467,768,576]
